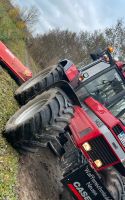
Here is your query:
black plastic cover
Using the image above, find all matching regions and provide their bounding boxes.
[62,164,114,200]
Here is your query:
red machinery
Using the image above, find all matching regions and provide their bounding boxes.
[0,41,32,83]
[5,47,125,200]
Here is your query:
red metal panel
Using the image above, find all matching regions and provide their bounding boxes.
[69,106,101,146]
[0,41,32,82]
[84,97,125,152]
[84,97,119,127]
[65,64,79,81]
[69,106,120,171]
[115,61,125,77]
[115,61,124,69]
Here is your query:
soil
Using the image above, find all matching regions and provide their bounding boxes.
[18,148,66,200]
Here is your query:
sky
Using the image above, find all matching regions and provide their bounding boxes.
[11,0,125,35]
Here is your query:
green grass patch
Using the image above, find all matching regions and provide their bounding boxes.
[0,69,19,200]
[0,2,26,199]
[0,1,38,199]
[0,1,27,62]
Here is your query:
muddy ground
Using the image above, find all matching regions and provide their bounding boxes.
[18,148,70,200]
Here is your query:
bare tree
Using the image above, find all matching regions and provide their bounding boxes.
[19,6,39,33]
[105,19,125,59]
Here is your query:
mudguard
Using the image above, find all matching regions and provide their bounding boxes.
[52,80,81,106]
[59,59,80,88]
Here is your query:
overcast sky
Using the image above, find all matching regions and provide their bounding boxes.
[11,0,125,35]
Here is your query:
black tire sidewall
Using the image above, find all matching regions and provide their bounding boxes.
[6,89,57,131]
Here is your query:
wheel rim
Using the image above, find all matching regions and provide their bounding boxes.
[15,98,48,124]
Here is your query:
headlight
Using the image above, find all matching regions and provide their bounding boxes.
[94,159,103,168]
[82,142,91,151]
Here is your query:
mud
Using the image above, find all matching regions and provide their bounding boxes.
[18,148,67,200]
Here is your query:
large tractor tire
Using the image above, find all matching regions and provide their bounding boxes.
[5,88,74,152]
[15,64,66,105]
[100,168,125,200]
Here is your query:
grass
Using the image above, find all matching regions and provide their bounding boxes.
[0,69,19,200]
[0,1,25,61]
[0,0,37,73]
[0,1,37,199]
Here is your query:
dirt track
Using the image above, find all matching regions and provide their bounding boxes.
[18,148,69,200]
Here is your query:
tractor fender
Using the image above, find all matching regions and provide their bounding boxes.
[52,80,81,107]
[59,59,80,88]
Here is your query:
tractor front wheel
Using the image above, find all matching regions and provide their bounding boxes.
[101,168,125,200]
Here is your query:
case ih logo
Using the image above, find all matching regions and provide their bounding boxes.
[68,182,92,200]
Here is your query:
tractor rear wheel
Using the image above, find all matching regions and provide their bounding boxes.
[100,168,125,200]
[5,88,74,152]
[15,64,65,105]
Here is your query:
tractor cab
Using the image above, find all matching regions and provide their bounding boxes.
[77,47,125,125]
[77,62,125,123]
[74,50,125,174]
[77,65,125,102]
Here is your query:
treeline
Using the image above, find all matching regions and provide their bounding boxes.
[28,20,125,70]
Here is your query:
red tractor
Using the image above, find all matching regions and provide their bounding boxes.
[4,47,125,200]
[0,41,32,84]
